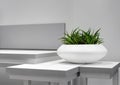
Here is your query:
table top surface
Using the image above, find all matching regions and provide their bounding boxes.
[0,50,56,54]
[8,59,120,71]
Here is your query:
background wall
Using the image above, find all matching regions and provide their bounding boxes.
[0,0,73,28]
[0,0,120,85]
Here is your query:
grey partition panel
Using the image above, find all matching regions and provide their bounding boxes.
[0,23,65,50]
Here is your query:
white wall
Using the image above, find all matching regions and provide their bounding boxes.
[0,0,120,85]
[0,0,73,28]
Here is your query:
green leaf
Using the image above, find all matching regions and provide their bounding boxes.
[60,27,103,44]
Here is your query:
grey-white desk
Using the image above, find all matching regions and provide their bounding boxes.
[0,50,58,64]
[6,59,120,85]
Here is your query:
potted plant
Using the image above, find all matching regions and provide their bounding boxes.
[57,28,107,63]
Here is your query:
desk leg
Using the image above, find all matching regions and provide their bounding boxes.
[72,77,87,85]
[59,81,69,85]
[49,81,71,85]
[72,77,80,85]
[49,82,59,85]
[112,71,119,85]
[68,81,71,85]
[80,77,88,85]
[23,80,31,85]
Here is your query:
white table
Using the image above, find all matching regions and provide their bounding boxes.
[6,59,120,85]
[0,50,58,64]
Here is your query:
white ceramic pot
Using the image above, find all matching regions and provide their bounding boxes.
[57,44,107,63]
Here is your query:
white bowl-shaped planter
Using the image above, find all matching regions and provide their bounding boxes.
[57,44,107,63]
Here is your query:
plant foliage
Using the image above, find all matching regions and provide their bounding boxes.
[61,27,103,44]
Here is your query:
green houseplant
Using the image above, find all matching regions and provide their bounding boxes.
[61,28,103,44]
[57,27,107,63]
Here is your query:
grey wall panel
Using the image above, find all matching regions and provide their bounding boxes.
[0,23,65,50]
